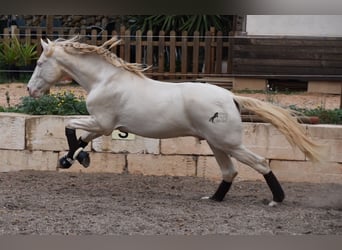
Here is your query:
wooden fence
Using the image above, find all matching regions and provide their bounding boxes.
[231,36,342,80]
[1,26,231,80]
[2,26,342,83]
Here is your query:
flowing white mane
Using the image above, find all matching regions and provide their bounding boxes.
[48,36,149,77]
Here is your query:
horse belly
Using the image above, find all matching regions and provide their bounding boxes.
[118,117,195,139]
[116,104,195,139]
[116,82,241,142]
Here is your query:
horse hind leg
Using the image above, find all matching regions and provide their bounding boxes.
[229,145,285,206]
[202,144,238,201]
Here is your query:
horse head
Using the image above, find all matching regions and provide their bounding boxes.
[27,39,65,98]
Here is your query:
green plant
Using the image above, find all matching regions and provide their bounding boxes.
[1,91,89,115]
[127,15,232,35]
[289,105,342,124]
[179,15,232,36]
[17,42,38,67]
[0,38,20,66]
[0,36,38,81]
[0,36,37,67]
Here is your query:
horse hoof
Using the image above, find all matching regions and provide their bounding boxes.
[209,196,224,202]
[76,151,90,168]
[58,156,74,169]
[200,196,223,202]
[201,196,210,200]
[268,200,279,207]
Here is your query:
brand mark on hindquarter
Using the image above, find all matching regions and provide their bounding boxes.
[209,112,227,123]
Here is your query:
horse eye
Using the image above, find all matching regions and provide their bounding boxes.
[37,61,43,67]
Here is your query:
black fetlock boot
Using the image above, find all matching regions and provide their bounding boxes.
[59,128,77,169]
[74,137,90,168]
[263,171,285,205]
[59,155,74,169]
[210,180,232,202]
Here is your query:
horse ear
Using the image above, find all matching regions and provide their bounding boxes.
[47,38,52,44]
[41,39,49,51]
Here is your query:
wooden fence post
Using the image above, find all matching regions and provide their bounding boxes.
[169,31,176,76]
[90,29,97,45]
[36,28,43,55]
[192,31,200,76]
[181,31,188,79]
[204,30,211,74]
[101,30,108,45]
[146,30,153,72]
[119,26,125,59]
[210,27,215,74]
[227,31,234,74]
[46,15,53,39]
[25,28,31,44]
[158,30,165,80]
[80,28,86,43]
[3,28,10,45]
[135,30,142,64]
[11,26,19,39]
[215,31,223,74]
[111,30,118,55]
[11,25,18,39]
[124,29,131,62]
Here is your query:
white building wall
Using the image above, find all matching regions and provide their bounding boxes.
[246,15,342,37]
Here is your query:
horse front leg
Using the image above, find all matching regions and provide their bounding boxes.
[59,127,91,168]
[59,117,110,169]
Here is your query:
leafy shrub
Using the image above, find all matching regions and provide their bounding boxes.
[127,15,232,35]
[0,36,37,67]
[0,36,38,82]
[1,91,88,115]
[17,41,38,67]
[289,105,342,125]
[0,39,19,66]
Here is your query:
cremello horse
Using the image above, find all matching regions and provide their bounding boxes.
[27,37,324,206]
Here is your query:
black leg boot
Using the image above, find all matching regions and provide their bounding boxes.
[263,171,285,203]
[210,180,232,202]
[59,128,78,169]
[75,137,90,168]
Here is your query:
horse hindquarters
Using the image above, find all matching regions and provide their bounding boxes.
[183,87,285,204]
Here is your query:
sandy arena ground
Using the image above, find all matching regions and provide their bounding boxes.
[0,171,341,235]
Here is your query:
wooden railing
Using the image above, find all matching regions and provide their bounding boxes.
[1,26,231,80]
[3,26,342,84]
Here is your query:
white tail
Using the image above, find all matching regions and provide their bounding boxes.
[233,95,325,162]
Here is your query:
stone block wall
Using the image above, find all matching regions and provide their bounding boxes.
[0,113,341,184]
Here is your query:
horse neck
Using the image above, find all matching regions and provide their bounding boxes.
[56,50,119,93]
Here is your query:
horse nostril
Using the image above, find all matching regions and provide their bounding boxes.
[27,87,30,92]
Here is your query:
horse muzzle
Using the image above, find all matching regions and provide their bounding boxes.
[27,86,37,97]
[27,86,44,98]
